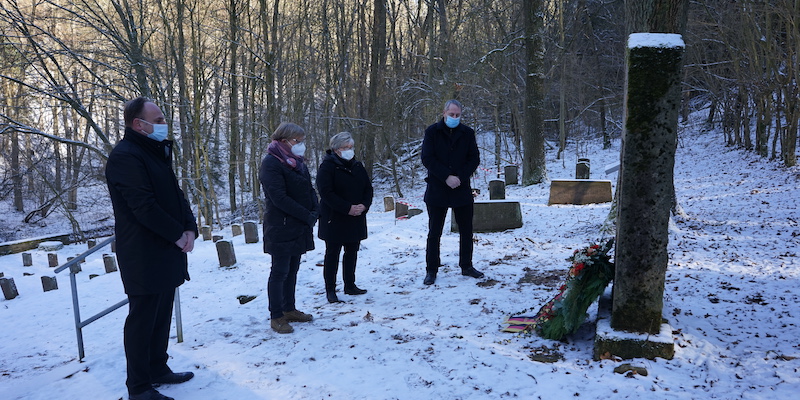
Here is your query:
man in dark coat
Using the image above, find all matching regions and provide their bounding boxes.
[421,99,484,285]
[106,97,198,400]
[316,132,374,303]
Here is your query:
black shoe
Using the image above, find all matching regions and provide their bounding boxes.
[327,292,343,303]
[344,286,367,295]
[423,272,437,285]
[152,371,194,385]
[461,266,485,279]
[129,388,174,400]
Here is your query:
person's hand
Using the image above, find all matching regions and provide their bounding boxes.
[349,204,366,216]
[175,231,195,253]
[445,175,461,189]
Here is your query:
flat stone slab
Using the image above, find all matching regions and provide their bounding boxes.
[548,179,613,205]
[451,200,523,233]
[593,291,674,360]
[38,241,65,251]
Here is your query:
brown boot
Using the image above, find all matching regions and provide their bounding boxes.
[283,309,313,322]
[270,316,294,334]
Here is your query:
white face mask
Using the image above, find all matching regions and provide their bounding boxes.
[339,149,355,160]
[291,141,306,156]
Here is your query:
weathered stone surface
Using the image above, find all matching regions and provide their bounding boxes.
[216,240,237,267]
[22,253,32,267]
[103,254,118,273]
[231,224,243,237]
[576,158,590,179]
[201,226,212,241]
[39,241,64,251]
[212,235,223,242]
[548,179,612,205]
[407,208,423,218]
[244,221,259,244]
[47,253,59,268]
[383,196,395,212]
[87,239,97,249]
[488,180,505,200]
[41,276,59,292]
[504,165,518,185]
[395,202,409,218]
[1,277,19,300]
[613,35,684,334]
[593,291,675,360]
[451,201,523,233]
[237,295,257,304]
[0,233,71,256]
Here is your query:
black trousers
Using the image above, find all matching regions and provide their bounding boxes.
[268,254,301,319]
[323,241,360,292]
[125,289,175,395]
[425,202,474,273]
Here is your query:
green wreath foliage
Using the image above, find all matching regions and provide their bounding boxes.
[532,238,615,340]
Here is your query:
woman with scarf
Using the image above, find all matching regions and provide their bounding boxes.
[259,122,318,334]
[316,132,373,303]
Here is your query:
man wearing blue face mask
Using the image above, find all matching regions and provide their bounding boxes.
[106,97,198,400]
[421,99,484,286]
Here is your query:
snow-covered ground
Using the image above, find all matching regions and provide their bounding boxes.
[1,124,799,399]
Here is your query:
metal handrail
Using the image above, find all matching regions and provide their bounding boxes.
[54,235,183,361]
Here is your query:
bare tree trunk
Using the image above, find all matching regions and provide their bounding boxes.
[521,0,547,185]
[364,0,387,179]
[227,0,240,213]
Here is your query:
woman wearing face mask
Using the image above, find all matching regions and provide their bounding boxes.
[315,132,374,303]
[259,122,318,333]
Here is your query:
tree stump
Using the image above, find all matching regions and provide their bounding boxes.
[383,196,395,212]
[47,253,59,268]
[244,221,259,244]
[216,240,237,267]
[103,254,118,273]
[41,276,58,292]
[488,180,506,200]
[22,253,32,267]
[231,224,243,237]
[1,277,19,300]
[504,165,519,185]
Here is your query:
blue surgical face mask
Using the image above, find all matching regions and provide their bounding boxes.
[339,149,355,160]
[445,116,460,128]
[140,119,169,142]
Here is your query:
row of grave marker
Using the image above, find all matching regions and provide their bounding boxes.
[1,241,120,300]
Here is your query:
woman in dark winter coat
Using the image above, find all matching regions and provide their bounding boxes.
[259,122,318,334]
[316,132,374,303]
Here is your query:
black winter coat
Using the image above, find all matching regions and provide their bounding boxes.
[421,119,480,207]
[316,150,373,243]
[259,154,318,256]
[105,128,198,295]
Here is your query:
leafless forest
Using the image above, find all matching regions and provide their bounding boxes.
[1,0,798,238]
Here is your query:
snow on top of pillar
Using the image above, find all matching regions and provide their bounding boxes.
[628,33,685,49]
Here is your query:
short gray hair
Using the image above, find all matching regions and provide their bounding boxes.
[329,131,354,151]
[443,99,463,113]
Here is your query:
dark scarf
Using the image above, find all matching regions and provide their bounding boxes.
[268,140,306,172]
